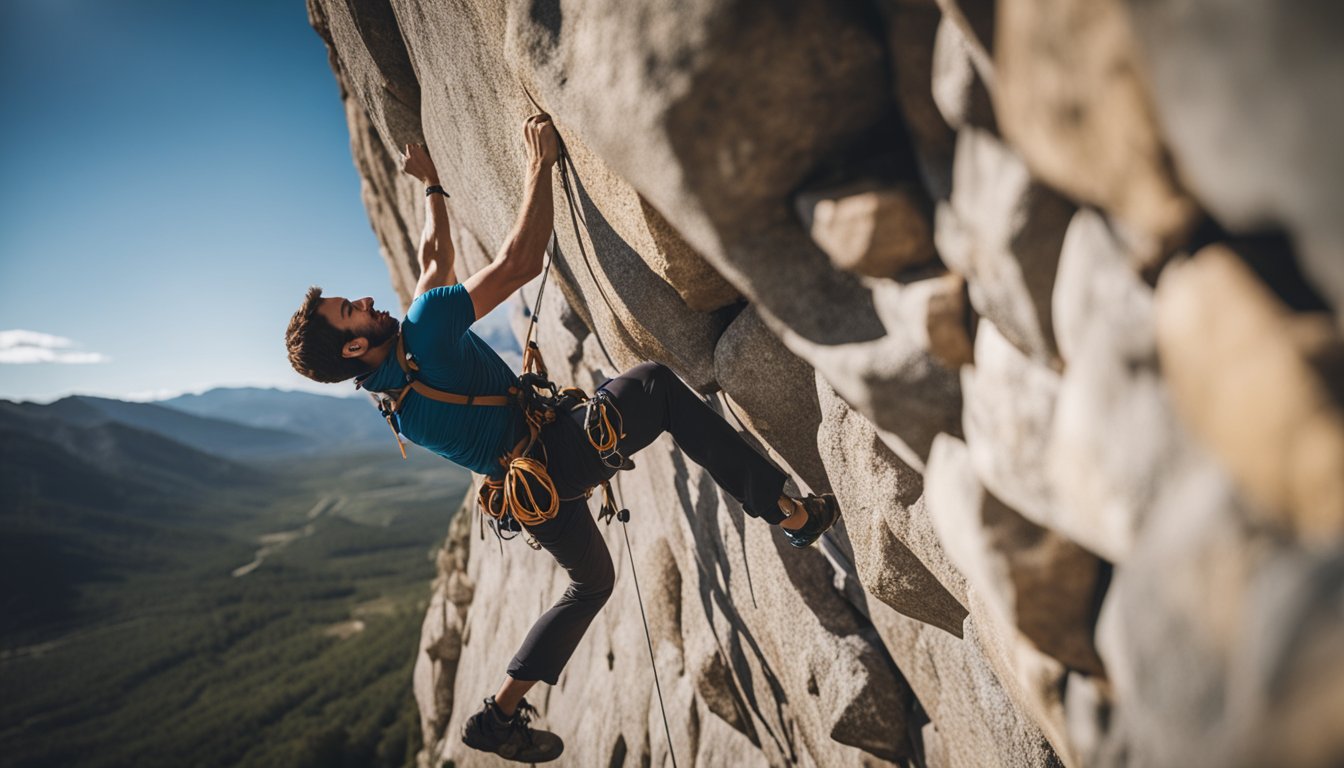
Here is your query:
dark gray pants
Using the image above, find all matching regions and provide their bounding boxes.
[505,362,788,684]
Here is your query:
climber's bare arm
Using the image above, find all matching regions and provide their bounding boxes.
[402,143,458,298]
[464,114,558,320]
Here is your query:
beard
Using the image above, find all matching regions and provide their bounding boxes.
[363,312,400,348]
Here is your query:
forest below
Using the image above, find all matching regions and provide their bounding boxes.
[0,391,471,768]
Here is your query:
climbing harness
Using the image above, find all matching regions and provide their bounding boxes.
[363,314,626,549]
[360,208,629,549]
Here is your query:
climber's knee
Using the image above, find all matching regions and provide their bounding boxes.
[642,361,678,393]
[590,549,615,606]
[623,360,669,385]
[569,542,615,607]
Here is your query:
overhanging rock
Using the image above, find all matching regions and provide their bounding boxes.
[311,1,1344,765]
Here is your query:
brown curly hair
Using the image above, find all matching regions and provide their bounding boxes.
[285,286,370,383]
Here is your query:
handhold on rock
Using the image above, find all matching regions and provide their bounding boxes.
[873,273,975,371]
[795,180,936,279]
[923,272,975,369]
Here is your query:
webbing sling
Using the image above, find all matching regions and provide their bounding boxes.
[391,334,513,408]
[366,333,515,459]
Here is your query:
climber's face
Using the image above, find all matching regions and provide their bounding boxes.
[316,295,399,358]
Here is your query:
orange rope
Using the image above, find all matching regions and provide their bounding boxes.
[502,456,560,526]
[477,399,560,528]
[588,399,620,453]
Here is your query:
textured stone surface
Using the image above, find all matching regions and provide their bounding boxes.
[1127,0,1344,321]
[1064,672,1122,768]
[965,588,1075,766]
[1046,208,1182,562]
[1097,457,1344,768]
[816,377,970,636]
[935,128,1074,364]
[796,181,936,279]
[1051,210,1154,366]
[927,435,1104,675]
[311,1,1344,765]
[931,13,995,133]
[1156,244,1344,544]
[546,138,731,390]
[921,722,948,768]
[869,601,1065,768]
[878,0,955,199]
[995,0,1197,252]
[934,0,996,88]
[307,0,422,154]
[492,0,950,438]
[961,320,1060,531]
[875,272,975,371]
[412,500,474,748]
[637,196,741,313]
[714,306,829,494]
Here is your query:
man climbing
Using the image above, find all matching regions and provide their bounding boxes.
[284,113,839,763]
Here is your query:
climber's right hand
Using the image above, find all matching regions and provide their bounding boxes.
[524,113,559,170]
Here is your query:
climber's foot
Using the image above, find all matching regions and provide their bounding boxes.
[461,696,564,763]
[781,494,840,548]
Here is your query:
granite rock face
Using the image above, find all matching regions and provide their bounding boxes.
[1155,243,1344,544]
[995,0,1198,254]
[1126,0,1344,322]
[310,0,1344,765]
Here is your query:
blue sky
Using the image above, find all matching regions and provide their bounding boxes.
[0,0,445,402]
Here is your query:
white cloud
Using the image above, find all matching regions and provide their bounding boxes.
[0,329,110,364]
[0,330,74,349]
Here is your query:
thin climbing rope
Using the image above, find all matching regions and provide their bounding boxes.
[518,88,677,761]
[615,485,679,768]
[551,124,677,763]
[521,81,623,372]
[555,144,624,371]
[523,231,556,356]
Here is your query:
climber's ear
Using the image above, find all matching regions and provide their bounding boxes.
[342,337,370,359]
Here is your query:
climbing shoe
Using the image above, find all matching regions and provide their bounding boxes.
[461,696,565,763]
[781,494,841,549]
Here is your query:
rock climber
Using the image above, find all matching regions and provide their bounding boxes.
[284,113,840,763]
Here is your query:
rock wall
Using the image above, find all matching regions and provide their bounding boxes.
[308,1,1344,765]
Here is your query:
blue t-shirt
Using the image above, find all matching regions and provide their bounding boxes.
[359,285,519,477]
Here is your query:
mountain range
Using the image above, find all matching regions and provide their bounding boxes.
[1,388,397,462]
[163,387,395,452]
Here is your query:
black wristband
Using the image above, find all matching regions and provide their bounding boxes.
[425,185,449,198]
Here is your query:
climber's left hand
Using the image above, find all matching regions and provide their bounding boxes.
[401,143,440,185]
